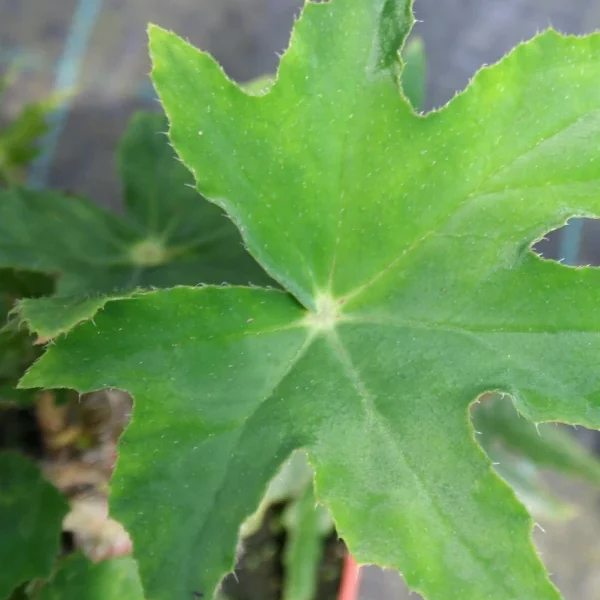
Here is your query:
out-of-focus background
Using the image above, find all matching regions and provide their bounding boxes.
[3,1,600,598]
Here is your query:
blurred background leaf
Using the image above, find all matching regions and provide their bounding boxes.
[0,451,68,600]
[37,554,143,600]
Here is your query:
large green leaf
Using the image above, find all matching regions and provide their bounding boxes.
[37,554,144,600]
[0,452,68,600]
[23,1,600,600]
[0,113,270,301]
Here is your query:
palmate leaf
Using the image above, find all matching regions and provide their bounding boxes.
[0,452,68,600]
[14,39,424,340]
[21,1,600,599]
[0,112,270,333]
[6,114,271,338]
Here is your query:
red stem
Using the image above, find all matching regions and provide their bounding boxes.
[337,553,361,600]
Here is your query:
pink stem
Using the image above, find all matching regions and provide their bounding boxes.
[337,553,361,600]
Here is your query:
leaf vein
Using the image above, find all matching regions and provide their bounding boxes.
[324,329,516,594]
[342,108,600,303]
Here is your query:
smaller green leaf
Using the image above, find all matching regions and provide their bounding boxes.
[2,112,273,339]
[474,395,600,486]
[400,36,426,110]
[0,451,68,600]
[0,187,134,288]
[37,554,144,600]
[0,114,271,299]
[282,484,331,600]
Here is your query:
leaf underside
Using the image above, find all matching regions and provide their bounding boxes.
[22,1,600,599]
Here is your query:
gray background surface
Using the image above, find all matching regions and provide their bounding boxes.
[2,1,600,598]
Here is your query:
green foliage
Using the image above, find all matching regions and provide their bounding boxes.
[9,1,600,600]
[0,268,53,399]
[241,451,315,537]
[0,452,69,600]
[37,554,143,600]
[0,113,270,316]
[475,395,600,485]
[0,104,49,186]
[400,37,426,110]
[241,452,333,600]
[0,268,54,300]
[18,295,134,341]
[474,395,600,519]
[0,71,59,186]
[0,112,273,338]
[483,442,573,521]
[282,483,331,600]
